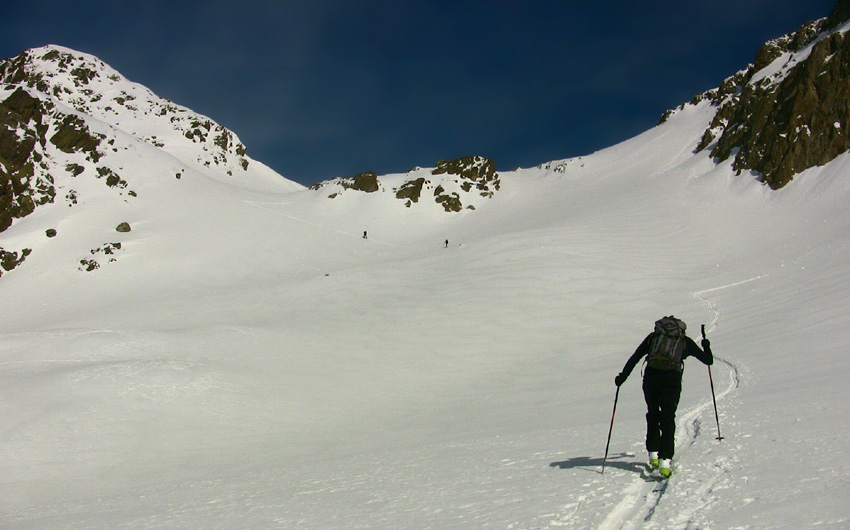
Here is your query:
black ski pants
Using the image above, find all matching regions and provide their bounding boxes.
[642,368,682,460]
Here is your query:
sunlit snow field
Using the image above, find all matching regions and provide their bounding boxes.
[2,96,850,529]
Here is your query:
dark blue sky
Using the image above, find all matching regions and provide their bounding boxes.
[1,1,838,186]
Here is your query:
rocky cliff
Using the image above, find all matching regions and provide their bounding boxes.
[665,0,850,189]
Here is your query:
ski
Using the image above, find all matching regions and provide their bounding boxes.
[652,476,670,493]
[644,463,673,492]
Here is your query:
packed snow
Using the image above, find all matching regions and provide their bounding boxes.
[2,86,850,530]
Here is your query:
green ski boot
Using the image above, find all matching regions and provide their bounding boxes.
[648,451,659,470]
[659,459,672,478]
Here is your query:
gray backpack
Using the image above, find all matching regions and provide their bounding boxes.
[646,316,686,372]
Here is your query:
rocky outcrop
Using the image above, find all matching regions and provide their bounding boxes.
[0,83,140,235]
[311,156,501,212]
[50,113,105,160]
[0,247,31,277]
[395,177,427,205]
[0,46,255,179]
[680,1,850,189]
[311,171,381,193]
[79,242,122,272]
[434,185,463,212]
[0,88,54,232]
[432,156,500,210]
[433,156,498,188]
[710,29,850,189]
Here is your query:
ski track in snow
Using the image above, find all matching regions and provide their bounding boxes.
[539,289,742,530]
[693,274,767,335]
[5,42,850,530]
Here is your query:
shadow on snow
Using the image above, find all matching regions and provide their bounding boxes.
[549,453,645,474]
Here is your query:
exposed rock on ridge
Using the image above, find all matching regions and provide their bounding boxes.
[310,156,500,212]
[0,46,253,177]
[665,0,850,189]
[709,28,850,189]
[0,83,136,235]
[310,171,381,195]
[0,87,54,232]
[0,45,297,279]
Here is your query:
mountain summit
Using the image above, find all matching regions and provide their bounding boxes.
[0,45,300,231]
[0,45,303,276]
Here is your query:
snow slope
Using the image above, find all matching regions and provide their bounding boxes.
[2,73,850,530]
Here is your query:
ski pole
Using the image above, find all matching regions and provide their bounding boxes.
[703,325,724,441]
[602,385,620,474]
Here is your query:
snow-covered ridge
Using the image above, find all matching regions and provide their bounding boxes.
[0,45,299,188]
[0,45,304,276]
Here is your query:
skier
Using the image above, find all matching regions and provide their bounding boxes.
[614,316,713,478]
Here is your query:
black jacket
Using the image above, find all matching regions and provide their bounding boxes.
[618,333,713,383]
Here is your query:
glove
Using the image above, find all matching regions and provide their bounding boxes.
[701,338,714,365]
[614,373,627,387]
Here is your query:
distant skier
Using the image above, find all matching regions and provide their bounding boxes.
[363,231,368,239]
[614,316,713,478]
[445,239,449,248]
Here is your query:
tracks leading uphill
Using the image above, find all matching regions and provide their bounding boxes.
[541,289,741,530]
